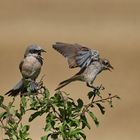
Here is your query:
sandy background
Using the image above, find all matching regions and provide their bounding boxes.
[0,0,140,139]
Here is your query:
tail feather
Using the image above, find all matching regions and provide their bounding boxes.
[5,89,21,96]
[5,80,24,96]
[55,75,81,91]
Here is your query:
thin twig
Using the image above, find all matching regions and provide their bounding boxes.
[82,95,118,115]
[0,120,7,131]
[0,104,14,122]
[50,103,62,122]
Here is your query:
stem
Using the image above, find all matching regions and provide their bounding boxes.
[82,95,118,115]
[0,104,14,122]
[0,120,7,131]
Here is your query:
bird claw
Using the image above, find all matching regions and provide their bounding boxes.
[29,81,38,92]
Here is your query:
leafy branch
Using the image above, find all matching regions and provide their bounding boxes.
[0,83,120,140]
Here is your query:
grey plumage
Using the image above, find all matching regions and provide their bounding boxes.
[53,42,99,68]
[5,44,46,96]
[52,42,113,90]
[55,59,113,90]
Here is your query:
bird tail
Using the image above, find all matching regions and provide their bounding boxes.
[5,80,24,96]
[55,75,81,91]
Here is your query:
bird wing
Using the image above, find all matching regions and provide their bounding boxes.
[53,42,99,68]
[19,60,24,72]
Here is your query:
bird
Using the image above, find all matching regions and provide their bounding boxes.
[5,44,46,96]
[55,58,113,90]
[52,42,113,90]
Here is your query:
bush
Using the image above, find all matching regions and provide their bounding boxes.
[0,84,120,140]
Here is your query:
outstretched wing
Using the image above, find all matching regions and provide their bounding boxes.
[53,42,99,68]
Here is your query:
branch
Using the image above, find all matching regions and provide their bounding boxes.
[0,120,7,131]
[0,104,15,123]
[82,94,119,115]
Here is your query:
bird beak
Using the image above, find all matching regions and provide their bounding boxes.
[41,49,46,53]
[107,64,114,71]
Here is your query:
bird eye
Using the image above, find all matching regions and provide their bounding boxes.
[30,50,35,54]
[30,49,41,55]
[38,51,41,55]
[103,60,109,65]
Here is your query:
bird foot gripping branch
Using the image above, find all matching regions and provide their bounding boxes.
[20,79,45,96]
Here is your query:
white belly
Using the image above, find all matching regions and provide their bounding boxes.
[83,64,100,84]
[21,56,41,80]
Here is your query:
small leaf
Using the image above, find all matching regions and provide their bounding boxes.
[70,119,80,127]
[69,128,83,136]
[0,112,7,120]
[58,107,65,116]
[44,123,52,132]
[20,96,27,115]
[77,99,84,109]
[96,103,105,114]
[41,135,49,140]
[21,96,27,107]
[0,96,4,105]
[116,95,121,100]
[29,111,41,122]
[79,132,86,140]
[88,111,99,127]
[51,133,58,139]
[15,111,22,119]
[80,115,91,129]
[44,88,50,99]
[88,91,95,99]
[109,100,113,108]
[22,125,30,133]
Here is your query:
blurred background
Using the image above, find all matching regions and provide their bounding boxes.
[0,0,140,139]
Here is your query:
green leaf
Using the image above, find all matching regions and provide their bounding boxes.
[51,93,63,107]
[22,125,30,133]
[80,115,91,129]
[88,91,95,99]
[21,96,27,107]
[58,108,65,117]
[109,100,113,108]
[88,111,99,127]
[20,96,27,115]
[29,111,41,122]
[96,103,105,114]
[44,123,52,132]
[0,96,4,105]
[41,135,49,140]
[79,132,86,140]
[77,99,84,109]
[15,111,22,119]
[0,112,7,120]
[116,95,121,100]
[69,128,82,136]
[51,133,58,139]
[44,88,50,99]
[69,119,80,127]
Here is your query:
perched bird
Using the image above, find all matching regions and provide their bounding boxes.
[55,58,113,90]
[53,42,113,90]
[53,42,100,69]
[5,44,46,96]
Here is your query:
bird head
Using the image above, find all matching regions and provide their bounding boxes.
[24,44,46,57]
[101,59,114,71]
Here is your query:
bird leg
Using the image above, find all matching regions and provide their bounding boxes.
[86,83,105,91]
[29,80,39,92]
[86,83,98,90]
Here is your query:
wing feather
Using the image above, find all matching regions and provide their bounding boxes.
[53,42,99,68]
